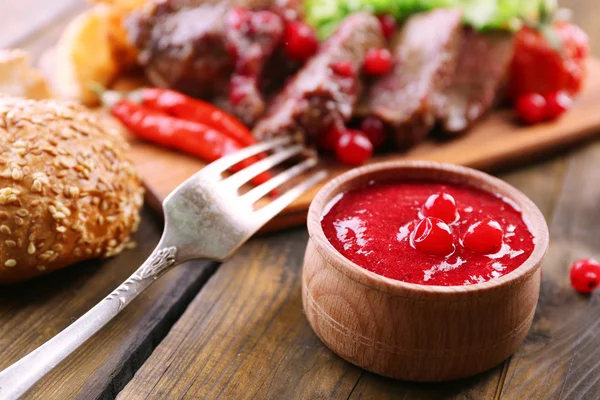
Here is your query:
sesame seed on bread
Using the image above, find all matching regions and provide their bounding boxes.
[0,96,144,284]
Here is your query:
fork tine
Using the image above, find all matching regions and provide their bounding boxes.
[203,136,293,176]
[224,144,305,189]
[242,157,319,204]
[252,170,328,224]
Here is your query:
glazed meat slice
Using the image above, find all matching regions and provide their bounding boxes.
[253,12,384,141]
[225,8,285,125]
[127,0,299,107]
[366,9,463,149]
[128,0,233,99]
[433,29,516,133]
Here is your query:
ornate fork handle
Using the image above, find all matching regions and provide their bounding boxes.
[0,245,179,400]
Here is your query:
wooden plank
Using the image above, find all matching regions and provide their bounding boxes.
[498,141,600,399]
[0,2,223,399]
[117,227,364,399]
[125,59,600,233]
[116,157,565,399]
[0,207,217,399]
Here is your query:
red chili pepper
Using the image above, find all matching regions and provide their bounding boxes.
[126,88,257,147]
[111,100,271,186]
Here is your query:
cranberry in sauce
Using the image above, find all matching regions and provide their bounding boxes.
[321,182,535,286]
[410,217,455,256]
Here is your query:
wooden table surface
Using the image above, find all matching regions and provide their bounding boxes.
[2,1,600,399]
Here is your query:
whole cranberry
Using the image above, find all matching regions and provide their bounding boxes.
[360,116,387,149]
[516,93,547,124]
[410,217,455,256]
[545,90,573,120]
[422,192,459,223]
[335,130,373,165]
[330,61,356,78]
[570,259,600,293]
[283,21,318,62]
[462,218,504,254]
[363,48,393,76]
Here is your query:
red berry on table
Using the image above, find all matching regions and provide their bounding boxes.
[545,90,573,120]
[363,48,392,76]
[422,192,459,224]
[410,217,455,256]
[360,116,386,149]
[462,218,504,254]
[319,124,345,152]
[376,14,397,40]
[330,61,356,78]
[516,93,547,124]
[283,21,318,62]
[570,259,600,293]
[335,130,373,165]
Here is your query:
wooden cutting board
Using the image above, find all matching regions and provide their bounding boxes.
[126,59,600,232]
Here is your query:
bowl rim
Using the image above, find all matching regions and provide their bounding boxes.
[307,160,549,299]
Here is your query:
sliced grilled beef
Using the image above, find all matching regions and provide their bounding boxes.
[127,0,299,114]
[433,28,515,133]
[225,8,285,125]
[128,0,232,99]
[253,12,384,141]
[366,9,462,149]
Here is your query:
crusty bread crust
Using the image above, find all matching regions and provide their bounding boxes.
[0,96,144,284]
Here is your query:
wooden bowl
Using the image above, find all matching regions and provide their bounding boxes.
[302,161,549,382]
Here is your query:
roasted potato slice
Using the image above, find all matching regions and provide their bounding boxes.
[54,4,139,105]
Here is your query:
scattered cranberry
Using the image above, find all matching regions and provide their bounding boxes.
[516,93,547,124]
[376,14,397,40]
[410,217,455,256]
[422,192,458,223]
[570,259,600,293]
[360,116,386,148]
[319,124,345,152]
[330,61,356,78]
[283,21,318,62]
[335,130,373,165]
[545,90,573,120]
[462,218,504,254]
[363,48,393,76]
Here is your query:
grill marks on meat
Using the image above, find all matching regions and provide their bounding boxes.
[253,13,384,141]
[432,29,515,133]
[367,9,463,149]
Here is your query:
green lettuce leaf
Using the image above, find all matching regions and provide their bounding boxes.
[304,0,551,39]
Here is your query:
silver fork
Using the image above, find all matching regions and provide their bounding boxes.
[0,136,326,399]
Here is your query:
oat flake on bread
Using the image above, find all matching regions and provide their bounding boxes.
[0,96,144,284]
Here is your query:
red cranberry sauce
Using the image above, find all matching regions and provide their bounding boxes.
[321,181,535,286]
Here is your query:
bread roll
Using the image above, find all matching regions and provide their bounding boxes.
[0,96,144,284]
